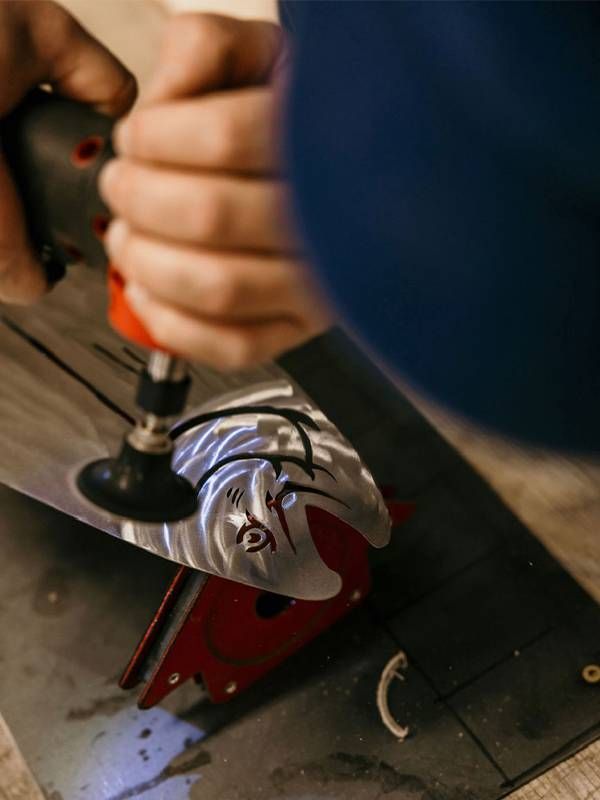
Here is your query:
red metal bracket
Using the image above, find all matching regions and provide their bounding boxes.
[121,500,415,708]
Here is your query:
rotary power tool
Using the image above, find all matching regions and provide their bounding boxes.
[2,89,198,523]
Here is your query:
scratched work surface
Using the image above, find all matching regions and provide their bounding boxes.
[0,272,599,799]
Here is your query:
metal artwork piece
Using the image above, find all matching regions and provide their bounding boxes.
[0,274,390,602]
[118,379,391,600]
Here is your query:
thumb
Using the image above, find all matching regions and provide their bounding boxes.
[141,13,284,105]
[27,4,137,117]
[0,2,137,118]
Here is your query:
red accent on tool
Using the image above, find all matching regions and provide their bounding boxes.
[57,238,84,264]
[107,265,159,349]
[71,135,104,167]
[92,214,110,240]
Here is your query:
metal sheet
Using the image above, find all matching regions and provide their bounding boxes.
[0,272,389,600]
[119,380,390,600]
[0,314,124,531]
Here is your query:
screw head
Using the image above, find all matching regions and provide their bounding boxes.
[582,664,600,684]
[224,681,237,695]
[167,672,180,685]
[350,589,362,603]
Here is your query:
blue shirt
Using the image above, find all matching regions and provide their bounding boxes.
[282,1,600,452]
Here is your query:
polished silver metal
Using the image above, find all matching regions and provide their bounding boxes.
[0,271,390,601]
[147,352,187,383]
[127,413,173,454]
[127,354,189,453]
[117,379,391,601]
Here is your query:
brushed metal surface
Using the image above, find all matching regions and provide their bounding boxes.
[118,379,391,600]
[0,271,389,600]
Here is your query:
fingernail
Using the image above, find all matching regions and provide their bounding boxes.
[98,158,122,202]
[104,218,129,260]
[124,282,149,312]
[112,116,131,155]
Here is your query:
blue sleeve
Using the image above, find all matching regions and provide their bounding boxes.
[282,1,600,452]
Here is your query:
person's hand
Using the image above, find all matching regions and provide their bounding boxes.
[0,0,136,304]
[101,14,331,370]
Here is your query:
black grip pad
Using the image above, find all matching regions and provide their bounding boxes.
[1,88,115,280]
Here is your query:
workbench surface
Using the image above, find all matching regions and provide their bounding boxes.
[0,4,597,798]
[0,281,598,799]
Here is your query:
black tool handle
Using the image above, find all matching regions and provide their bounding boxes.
[1,88,114,279]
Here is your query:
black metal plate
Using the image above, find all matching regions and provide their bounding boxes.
[0,328,598,800]
[278,329,600,798]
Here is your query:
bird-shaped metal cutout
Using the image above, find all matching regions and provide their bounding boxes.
[117,380,391,600]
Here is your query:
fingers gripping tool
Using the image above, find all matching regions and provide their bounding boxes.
[2,89,198,522]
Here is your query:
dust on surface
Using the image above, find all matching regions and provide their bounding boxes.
[66,693,131,721]
[43,790,65,800]
[33,568,71,617]
[269,753,478,799]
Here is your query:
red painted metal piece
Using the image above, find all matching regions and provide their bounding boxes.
[120,565,191,691]
[379,486,416,527]
[121,507,373,707]
[386,500,416,527]
[120,487,415,709]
